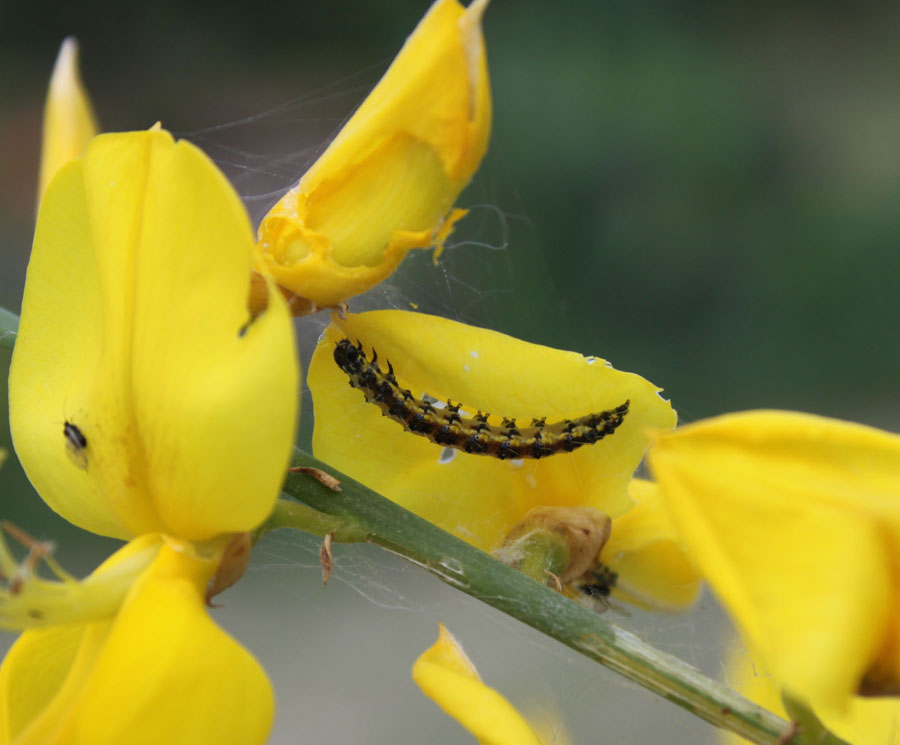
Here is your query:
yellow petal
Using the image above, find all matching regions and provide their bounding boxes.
[11,540,273,745]
[0,535,161,744]
[255,0,491,310]
[648,410,900,708]
[310,310,676,551]
[0,625,84,744]
[413,624,543,745]
[815,686,900,744]
[10,129,298,540]
[601,479,701,612]
[38,38,98,204]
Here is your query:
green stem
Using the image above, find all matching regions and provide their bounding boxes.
[256,497,367,544]
[783,697,849,745]
[284,450,815,745]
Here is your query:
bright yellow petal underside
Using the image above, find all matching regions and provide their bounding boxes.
[649,411,899,707]
[413,624,543,745]
[310,310,676,551]
[10,129,298,540]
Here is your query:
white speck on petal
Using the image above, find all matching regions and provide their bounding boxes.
[525,473,538,489]
[470,350,479,358]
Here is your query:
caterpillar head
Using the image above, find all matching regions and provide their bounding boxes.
[333,338,366,375]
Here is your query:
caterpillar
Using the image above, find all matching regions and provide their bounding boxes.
[333,338,629,460]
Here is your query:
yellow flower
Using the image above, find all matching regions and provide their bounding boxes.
[38,38,98,203]
[3,127,297,743]
[0,537,273,745]
[722,641,900,745]
[10,128,298,541]
[254,0,491,313]
[309,310,697,610]
[648,410,900,710]
[413,624,548,745]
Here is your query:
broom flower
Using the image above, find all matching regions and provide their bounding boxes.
[2,127,298,744]
[309,310,698,609]
[254,0,492,313]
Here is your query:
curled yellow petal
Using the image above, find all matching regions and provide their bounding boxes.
[413,624,543,745]
[600,479,701,612]
[38,38,98,204]
[10,129,298,540]
[648,410,900,708]
[310,310,676,551]
[3,540,273,745]
[255,0,491,311]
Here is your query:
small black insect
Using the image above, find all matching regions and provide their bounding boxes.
[64,421,88,470]
[580,564,618,599]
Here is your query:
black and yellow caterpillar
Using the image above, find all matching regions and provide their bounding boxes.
[334,338,629,460]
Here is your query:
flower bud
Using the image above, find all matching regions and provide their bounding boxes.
[38,38,98,204]
[500,506,612,585]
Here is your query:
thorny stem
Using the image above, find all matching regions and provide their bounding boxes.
[0,306,847,745]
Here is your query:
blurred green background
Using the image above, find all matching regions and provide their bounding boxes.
[1,1,899,743]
